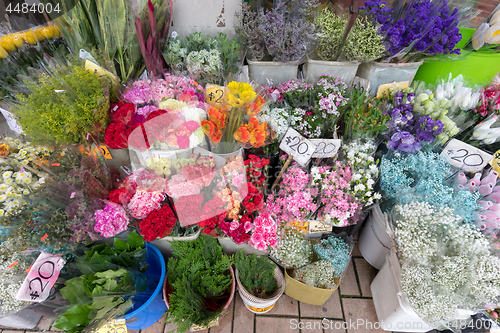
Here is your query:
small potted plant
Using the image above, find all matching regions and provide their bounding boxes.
[235,0,318,86]
[234,249,284,313]
[305,6,385,85]
[164,235,235,332]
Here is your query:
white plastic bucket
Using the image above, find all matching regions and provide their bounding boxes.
[247,60,299,86]
[218,237,268,256]
[356,61,423,96]
[304,59,360,86]
[151,228,201,259]
[358,204,393,269]
[236,265,285,314]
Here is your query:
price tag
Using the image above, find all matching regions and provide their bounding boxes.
[205,84,226,108]
[352,76,370,92]
[96,319,127,333]
[441,139,492,172]
[490,150,500,177]
[190,318,219,332]
[285,221,308,234]
[99,145,112,160]
[309,139,342,158]
[0,107,23,135]
[279,128,316,166]
[17,252,66,302]
[376,81,409,98]
[308,220,333,234]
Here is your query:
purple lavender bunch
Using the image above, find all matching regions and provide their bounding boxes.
[415,116,444,143]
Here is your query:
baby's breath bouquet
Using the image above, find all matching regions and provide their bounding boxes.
[270,227,313,269]
[392,201,500,329]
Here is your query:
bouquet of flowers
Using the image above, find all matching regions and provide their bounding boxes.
[201,81,270,153]
[235,0,318,62]
[385,90,444,154]
[360,0,462,62]
[392,201,500,328]
[163,32,241,85]
[413,76,482,144]
[313,6,385,62]
[472,10,500,51]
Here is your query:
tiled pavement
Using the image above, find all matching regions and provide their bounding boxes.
[0,231,440,333]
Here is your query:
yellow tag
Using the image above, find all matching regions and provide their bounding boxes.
[190,318,219,332]
[99,145,113,160]
[205,84,226,108]
[85,59,119,83]
[286,221,308,234]
[490,150,500,176]
[96,319,127,333]
[308,220,332,234]
[376,81,409,99]
[248,303,275,313]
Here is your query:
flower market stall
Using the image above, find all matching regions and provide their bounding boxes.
[0,0,499,332]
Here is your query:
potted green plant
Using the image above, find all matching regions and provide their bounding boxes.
[305,7,385,85]
[235,0,318,86]
[234,250,284,313]
[164,235,235,333]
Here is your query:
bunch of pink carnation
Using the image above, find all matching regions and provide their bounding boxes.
[312,162,359,227]
[263,165,318,223]
[127,189,165,219]
[248,212,278,251]
[94,202,130,238]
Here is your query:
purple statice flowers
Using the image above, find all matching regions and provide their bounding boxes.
[360,0,461,61]
[386,91,444,153]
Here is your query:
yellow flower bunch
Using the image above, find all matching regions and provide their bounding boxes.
[0,25,61,58]
[226,81,257,107]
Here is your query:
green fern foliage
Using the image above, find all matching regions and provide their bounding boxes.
[166,235,233,333]
[235,250,278,299]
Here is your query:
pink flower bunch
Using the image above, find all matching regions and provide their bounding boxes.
[218,214,253,244]
[312,162,359,227]
[123,81,153,104]
[248,212,278,251]
[166,174,202,198]
[217,169,247,190]
[127,189,165,219]
[151,79,176,101]
[475,84,500,117]
[136,105,159,118]
[94,202,130,238]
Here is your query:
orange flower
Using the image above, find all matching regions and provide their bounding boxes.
[246,95,265,116]
[201,120,223,143]
[0,144,9,156]
[207,107,227,129]
[234,124,250,143]
[234,117,268,148]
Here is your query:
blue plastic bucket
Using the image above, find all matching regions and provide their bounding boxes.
[123,243,167,330]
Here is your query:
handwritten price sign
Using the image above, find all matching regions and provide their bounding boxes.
[309,139,342,158]
[308,220,333,234]
[441,139,492,172]
[97,319,127,333]
[279,128,316,166]
[17,252,65,302]
[205,84,226,108]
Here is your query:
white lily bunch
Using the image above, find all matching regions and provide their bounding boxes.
[472,10,500,50]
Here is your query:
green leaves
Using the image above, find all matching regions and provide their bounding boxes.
[53,305,92,333]
[234,250,278,299]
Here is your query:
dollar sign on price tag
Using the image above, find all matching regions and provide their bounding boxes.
[17,252,66,302]
[205,84,226,108]
[309,139,342,158]
[441,139,492,172]
[279,128,316,166]
[308,220,333,234]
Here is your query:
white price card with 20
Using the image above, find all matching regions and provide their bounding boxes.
[441,139,492,172]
